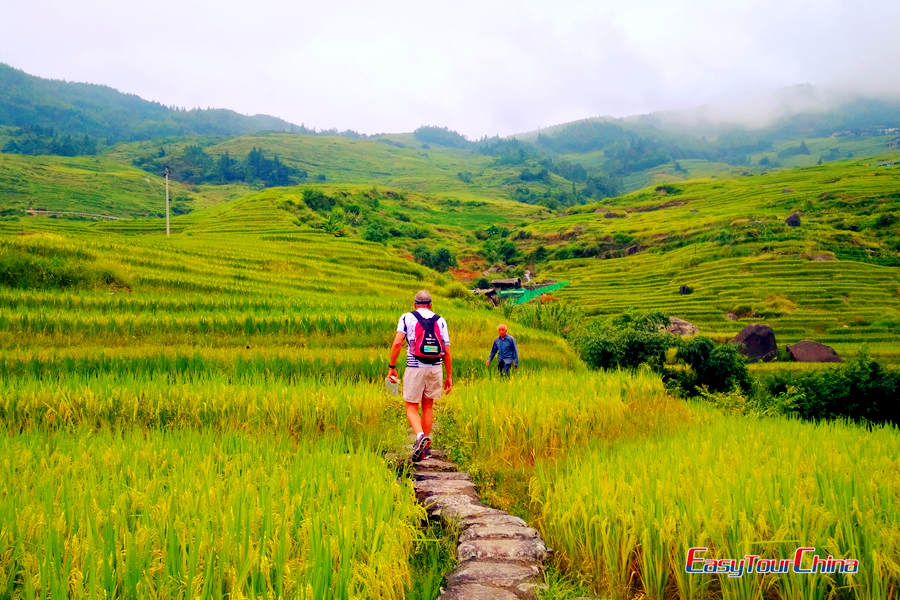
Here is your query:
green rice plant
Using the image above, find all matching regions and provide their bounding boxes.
[531,407,900,599]
[0,429,424,599]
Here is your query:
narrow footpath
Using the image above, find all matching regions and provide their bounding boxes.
[410,448,549,600]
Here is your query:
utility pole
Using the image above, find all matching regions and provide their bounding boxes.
[164,167,170,237]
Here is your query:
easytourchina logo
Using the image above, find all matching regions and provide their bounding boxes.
[685,547,860,578]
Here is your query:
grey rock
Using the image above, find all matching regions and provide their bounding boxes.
[413,470,471,481]
[726,312,739,321]
[424,494,481,513]
[446,561,542,588]
[668,316,698,336]
[461,513,529,530]
[730,323,777,362]
[415,457,458,471]
[438,583,519,600]
[459,525,541,543]
[433,502,504,521]
[458,538,548,562]
[786,212,801,227]
[787,340,842,362]
[414,479,479,502]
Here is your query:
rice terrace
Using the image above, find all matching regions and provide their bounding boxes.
[1,14,900,600]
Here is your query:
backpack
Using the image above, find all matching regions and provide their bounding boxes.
[409,311,446,364]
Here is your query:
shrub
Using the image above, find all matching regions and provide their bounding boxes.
[576,311,675,370]
[677,336,750,393]
[762,353,899,424]
[412,246,457,272]
[302,189,334,212]
[363,222,389,243]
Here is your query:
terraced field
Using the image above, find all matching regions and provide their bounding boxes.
[0,152,208,217]
[528,157,900,362]
[2,154,899,598]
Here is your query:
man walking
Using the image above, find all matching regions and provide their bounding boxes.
[486,324,519,376]
[389,290,452,461]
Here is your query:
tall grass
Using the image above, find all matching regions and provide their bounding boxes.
[0,429,423,599]
[532,408,900,599]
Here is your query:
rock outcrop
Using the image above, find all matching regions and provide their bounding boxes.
[787,340,842,362]
[730,324,778,362]
[668,317,699,337]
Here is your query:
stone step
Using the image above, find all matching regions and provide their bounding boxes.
[410,450,549,599]
[458,538,548,563]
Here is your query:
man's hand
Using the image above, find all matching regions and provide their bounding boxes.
[443,376,453,394]
[388,367,398,383]
[514,364,518,369]
[485,360,490,366]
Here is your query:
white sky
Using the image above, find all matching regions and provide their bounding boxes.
[3,0,900,138]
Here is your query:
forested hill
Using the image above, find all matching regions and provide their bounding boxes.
[0,63,301,149]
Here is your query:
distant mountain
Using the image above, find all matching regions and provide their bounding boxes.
[0,63,301,148]
[513,88,900,183]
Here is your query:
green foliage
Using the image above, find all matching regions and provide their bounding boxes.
[761,353,900,424]
[132,145,304,186]
[363,221,389,243]
[0,246,128,290]
[481,238,520,265]
[512,301,586,337]
[576,311,674,370]
[2,125,98,156]
[302,188,336,212]
[412,246,457,272]
[677,336,750,393]
[412,126,471,148]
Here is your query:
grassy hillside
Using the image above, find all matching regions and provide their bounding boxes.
[516,156,900,362]
[104,132,579,204]
[0,152,217,218]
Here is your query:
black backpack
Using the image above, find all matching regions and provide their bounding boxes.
[409,311,446,364]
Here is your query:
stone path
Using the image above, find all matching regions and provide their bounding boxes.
[410,448,549,600]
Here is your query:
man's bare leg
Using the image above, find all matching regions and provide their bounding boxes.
[421,396,434,437]
[405,401,423,435]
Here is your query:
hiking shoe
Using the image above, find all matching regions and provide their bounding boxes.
[411,435,431,462]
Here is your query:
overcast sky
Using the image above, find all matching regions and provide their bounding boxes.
[3,0,900,138]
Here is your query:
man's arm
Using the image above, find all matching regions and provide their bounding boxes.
[443,346,453,393]
[487,339,498,364]
[511,337,519,367]
[388,331,405,381]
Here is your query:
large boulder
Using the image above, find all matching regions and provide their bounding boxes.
[730,324,778,362]
[785,212,802,227]
[668,317,699,337]
[787,340,842,362]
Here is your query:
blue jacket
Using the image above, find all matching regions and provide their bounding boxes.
[488,335,519,366]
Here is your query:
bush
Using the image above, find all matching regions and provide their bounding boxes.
[363,222,389,243]
[302,189,334,212]
[576,311,675,370]
[761,353,899,424]
[412,246,457,272]
[678,336,750,393]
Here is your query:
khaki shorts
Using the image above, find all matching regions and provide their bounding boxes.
[403,365,443,403]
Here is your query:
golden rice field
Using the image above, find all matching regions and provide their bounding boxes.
[440,372,900,600]
[2,195,898,599]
